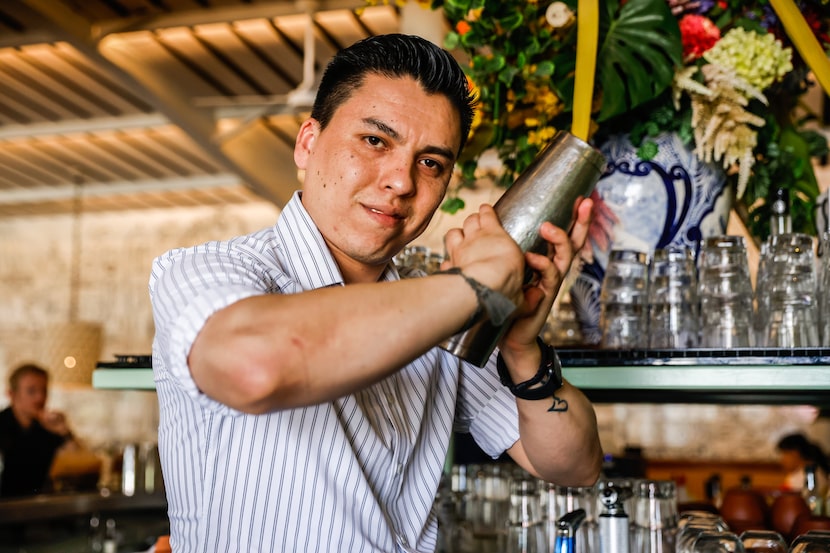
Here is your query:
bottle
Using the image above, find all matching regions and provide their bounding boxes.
[103,518,118,553]
[770,187,792,236]
[804,463,823,515]
[704,474,723,509]
[88,511,104,552]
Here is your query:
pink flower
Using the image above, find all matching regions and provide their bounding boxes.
[679,14,721,61]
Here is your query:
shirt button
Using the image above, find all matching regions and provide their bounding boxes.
[396,463,403,475]
[386,393,396,404]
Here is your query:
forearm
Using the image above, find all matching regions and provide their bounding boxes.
[508,368,602,486]
[514,382,603,486]
[188,273,478,413]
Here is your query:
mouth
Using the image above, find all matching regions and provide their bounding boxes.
[364,204,405,226]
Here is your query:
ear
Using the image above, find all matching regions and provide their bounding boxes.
[294,118,320,170]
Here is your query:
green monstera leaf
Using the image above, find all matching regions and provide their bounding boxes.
[550,0,682,121]
[595,0,683,121]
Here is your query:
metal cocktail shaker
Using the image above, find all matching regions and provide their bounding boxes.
[440,131,606,367]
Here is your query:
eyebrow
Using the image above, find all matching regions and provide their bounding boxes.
[362,117,456,163]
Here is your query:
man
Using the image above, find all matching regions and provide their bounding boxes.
[150,33,602,552]
[0,363,76,497]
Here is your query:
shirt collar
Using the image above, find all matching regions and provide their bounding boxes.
[276,191,400,290]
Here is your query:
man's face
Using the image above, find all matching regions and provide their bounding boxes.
[9,373,48,420]
[779,449,802,472]
[294,74,461,281]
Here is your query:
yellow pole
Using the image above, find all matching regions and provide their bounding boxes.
[770,0,830,96]
[572,0,599,141]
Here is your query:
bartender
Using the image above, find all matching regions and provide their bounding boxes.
[0,363,78,497]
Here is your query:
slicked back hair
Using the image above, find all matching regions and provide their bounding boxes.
[310,33,476,157]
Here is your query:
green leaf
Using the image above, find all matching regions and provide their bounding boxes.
[594,0,683,121]
[443,0,475,12]
[441,196,466,214]
[473,53,506,73]
[534,60,555,78]
[498,65,520,86]
[636,141,659,161]
[444,32,460,50]
[499,11,524,32]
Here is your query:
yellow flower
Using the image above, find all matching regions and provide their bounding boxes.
[528,126,558,147]
[466,8,483,22]
[525,82,564,119]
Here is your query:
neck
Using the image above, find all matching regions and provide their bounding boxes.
[334,253,389,284]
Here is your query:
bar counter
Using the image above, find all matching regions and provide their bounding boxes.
[0,490,167,524]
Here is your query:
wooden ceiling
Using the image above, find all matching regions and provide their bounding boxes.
[0,1,418,216]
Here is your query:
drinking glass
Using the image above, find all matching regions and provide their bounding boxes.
[679,520,733,553]
[599,249,649,349]
[758,233,819,347]
[631,480,679,553]
[648,246,699,348]
[698,236,754,348]
[549,484,599,553]
[691,531,746,552]
[739,530,788,553]
[819,232,830,345]
[505,476,546,553]
[788,533,830,552]
[469,464,510,552]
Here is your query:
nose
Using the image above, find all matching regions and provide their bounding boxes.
[382,159,416,196]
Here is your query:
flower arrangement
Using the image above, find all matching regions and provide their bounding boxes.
[427,0,830,240]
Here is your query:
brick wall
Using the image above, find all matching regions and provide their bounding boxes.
[0,196,824,463]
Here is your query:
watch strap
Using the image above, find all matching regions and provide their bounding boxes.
[497,336,564,400]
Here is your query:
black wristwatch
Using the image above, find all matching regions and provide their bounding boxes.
[496,336,564,400]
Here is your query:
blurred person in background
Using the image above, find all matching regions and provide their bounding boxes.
[777,432,829,497]
[0,363,78,497]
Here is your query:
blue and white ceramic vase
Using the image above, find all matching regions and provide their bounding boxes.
[570,132,732,344]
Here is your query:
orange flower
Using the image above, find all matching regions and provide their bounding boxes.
[456,20,472,35]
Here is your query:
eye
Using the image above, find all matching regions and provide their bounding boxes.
[364,135,384,147]
[420,157,445,174]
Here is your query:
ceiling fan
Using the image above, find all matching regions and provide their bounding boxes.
[199,11,319,141]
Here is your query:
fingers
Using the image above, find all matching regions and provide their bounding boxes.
[443,227,464,258]
[569,197,594,252]
[442,204,502,261]
[476,203,501,228]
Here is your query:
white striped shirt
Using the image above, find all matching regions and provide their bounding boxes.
[149,192,521,552]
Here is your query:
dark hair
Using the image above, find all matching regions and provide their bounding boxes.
[310,33,476,156]
[8,363,48,391]
[778,433,830,473]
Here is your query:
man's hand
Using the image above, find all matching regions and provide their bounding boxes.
[501,196,593,355]
[38,410,72,438]
[442,204,527,307]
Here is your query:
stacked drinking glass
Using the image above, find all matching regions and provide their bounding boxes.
[599,250,650,349]
[755,233,820,347]
[648,247,699,349]
[697,236,755,348]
